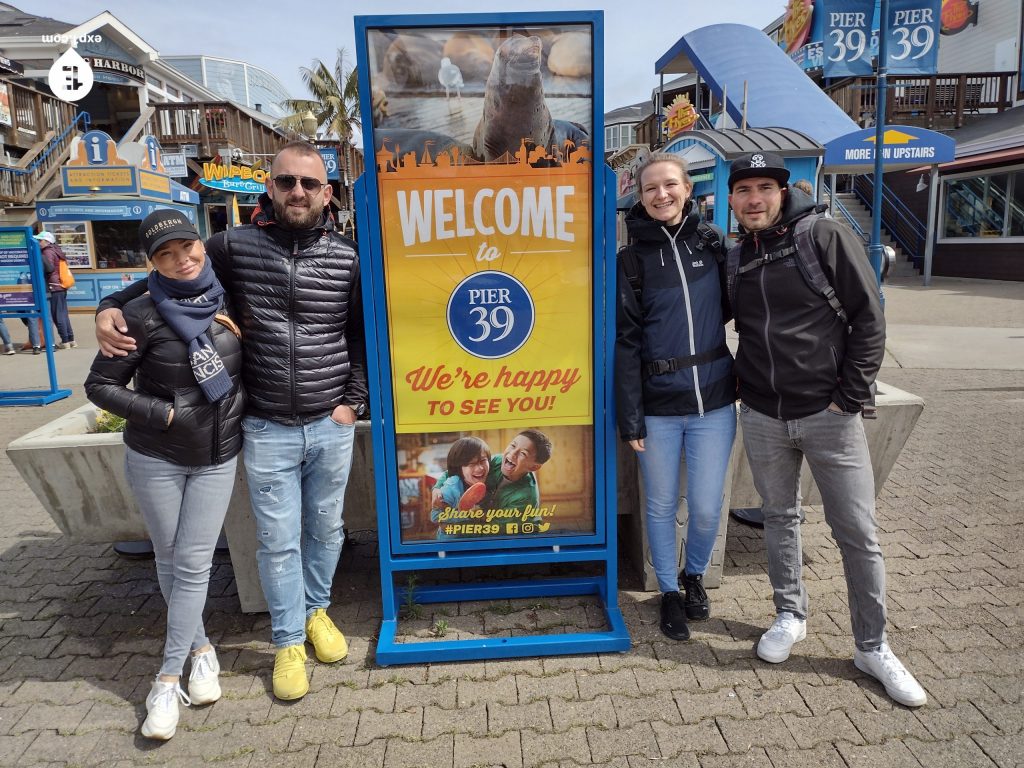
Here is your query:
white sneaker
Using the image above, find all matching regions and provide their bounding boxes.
[188,647,222,705]
[756,611,807,663]
[854,643,928,707]
[141,679,190,740]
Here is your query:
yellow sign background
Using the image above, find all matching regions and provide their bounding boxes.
[379,162,593,433]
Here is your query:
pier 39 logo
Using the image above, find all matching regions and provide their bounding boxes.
[447,271,535,359]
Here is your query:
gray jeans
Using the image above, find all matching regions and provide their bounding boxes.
[125,447,236,676]
[739,403,887,650]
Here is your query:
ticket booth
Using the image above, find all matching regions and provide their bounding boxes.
[36,130,199,311]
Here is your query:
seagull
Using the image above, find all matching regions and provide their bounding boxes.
[437,57,464,112]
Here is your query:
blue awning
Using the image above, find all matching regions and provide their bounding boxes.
[656,24,859,148]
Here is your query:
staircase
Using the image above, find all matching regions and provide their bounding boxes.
[824,191,920,278]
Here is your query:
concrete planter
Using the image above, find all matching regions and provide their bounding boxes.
[7,404,376,613]
[618,380,924,592]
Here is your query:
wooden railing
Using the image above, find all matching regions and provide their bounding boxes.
[0,110,88,205]
[3,79,78,152]
[826,71,1016,130]
[147,101,289,159]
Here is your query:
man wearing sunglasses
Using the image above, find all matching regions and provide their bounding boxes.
[96,141,367,702]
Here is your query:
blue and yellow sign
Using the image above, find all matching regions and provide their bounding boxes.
[824,124,955,171]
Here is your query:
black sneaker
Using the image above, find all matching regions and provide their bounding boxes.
[682,572,710,621]
[660,591,690,641]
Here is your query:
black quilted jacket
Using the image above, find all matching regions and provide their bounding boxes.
[85,296,245,466]
[100,195,367,424]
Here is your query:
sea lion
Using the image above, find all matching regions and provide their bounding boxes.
[382,34,444,90]
[547,32,591,78]
[472,36,553,162]
[442,32,494,82]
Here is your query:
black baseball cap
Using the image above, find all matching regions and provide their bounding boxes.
[139,209,199,259]
[728,151,791,191]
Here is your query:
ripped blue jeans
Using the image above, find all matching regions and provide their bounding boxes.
[241,414,355,647]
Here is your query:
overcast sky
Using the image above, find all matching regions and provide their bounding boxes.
[18,0,783,111]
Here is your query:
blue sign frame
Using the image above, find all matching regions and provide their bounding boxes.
[0,228,71,406]
[355,11,628,665]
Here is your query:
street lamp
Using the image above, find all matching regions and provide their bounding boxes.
[301,110,318,139]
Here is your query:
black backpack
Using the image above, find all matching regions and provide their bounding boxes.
[618,221,725,305]
[725,210,848,325]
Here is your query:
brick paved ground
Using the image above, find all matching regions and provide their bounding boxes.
[0,286,1021,767]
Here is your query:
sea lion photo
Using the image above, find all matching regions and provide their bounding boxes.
[472,35,590,163]
[472,36,554,162]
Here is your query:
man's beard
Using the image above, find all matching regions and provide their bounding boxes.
[272,196,323,230]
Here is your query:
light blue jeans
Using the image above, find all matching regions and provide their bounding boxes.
[637,404,737,593]
[0,318,12,349]
[739,403,887,650]
[241,414,355,648]
[125,447,236,677]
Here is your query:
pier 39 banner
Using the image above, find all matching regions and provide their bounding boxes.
[365,21,596,545]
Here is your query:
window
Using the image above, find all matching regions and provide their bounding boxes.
[941,167,1024,239]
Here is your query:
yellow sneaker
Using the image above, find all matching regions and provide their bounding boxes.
[272,645,308,700]
[304,608,349,663]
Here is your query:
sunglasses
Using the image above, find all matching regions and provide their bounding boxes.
[272,174,325,193]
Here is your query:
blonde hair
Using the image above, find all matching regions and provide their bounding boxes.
[636,152,692,189]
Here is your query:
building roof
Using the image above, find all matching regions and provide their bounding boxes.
[0,3,71,38]
[946,105,1024,158]
[655,23,857,146]
[605,100,653,125]
[664,127,822,159]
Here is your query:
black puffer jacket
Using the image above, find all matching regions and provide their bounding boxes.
[731,188,885,420]
[615,201,735,442]
[84,296,245,466]
[99,196,368,424]
[205,195,367,422]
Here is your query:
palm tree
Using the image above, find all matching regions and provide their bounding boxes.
[279,48,360,218]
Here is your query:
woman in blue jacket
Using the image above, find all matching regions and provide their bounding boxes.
[615,152,736,642]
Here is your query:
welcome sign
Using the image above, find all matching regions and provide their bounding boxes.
[356,10,628,666]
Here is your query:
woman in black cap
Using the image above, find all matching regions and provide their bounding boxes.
[85,210,245,740]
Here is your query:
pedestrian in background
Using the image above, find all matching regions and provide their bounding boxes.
[34,231,75,349]
[615,152,736,642]
[85,210,246,739]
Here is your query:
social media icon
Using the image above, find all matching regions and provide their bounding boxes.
[48,48,93,102]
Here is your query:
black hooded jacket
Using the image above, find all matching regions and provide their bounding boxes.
[614,201,735,442]
[98,195,367,424]
[731,187,885,420]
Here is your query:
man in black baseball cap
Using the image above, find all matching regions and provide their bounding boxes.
[139,209,200,259]
[727,151,791,192]
[723,146,923,707]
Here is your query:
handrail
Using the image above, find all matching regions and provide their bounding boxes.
[823,184,869,243]
[853,176,927,263]
[0,111,91,204]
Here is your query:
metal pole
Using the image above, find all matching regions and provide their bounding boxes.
[869,0,889,301]
[923,164,939,286]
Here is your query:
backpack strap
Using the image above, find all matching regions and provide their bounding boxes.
[643,343,731,378]
[726,213,847,325]
[618,243,642,305]
[791,214,847,324]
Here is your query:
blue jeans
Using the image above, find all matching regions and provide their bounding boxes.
[242,414,355,647]
[637,404,737,593]
[125,448,236,677]
[21,317,39,348]
[48,290,73,344]
[0,318,12,348]
[739,403,887,650]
